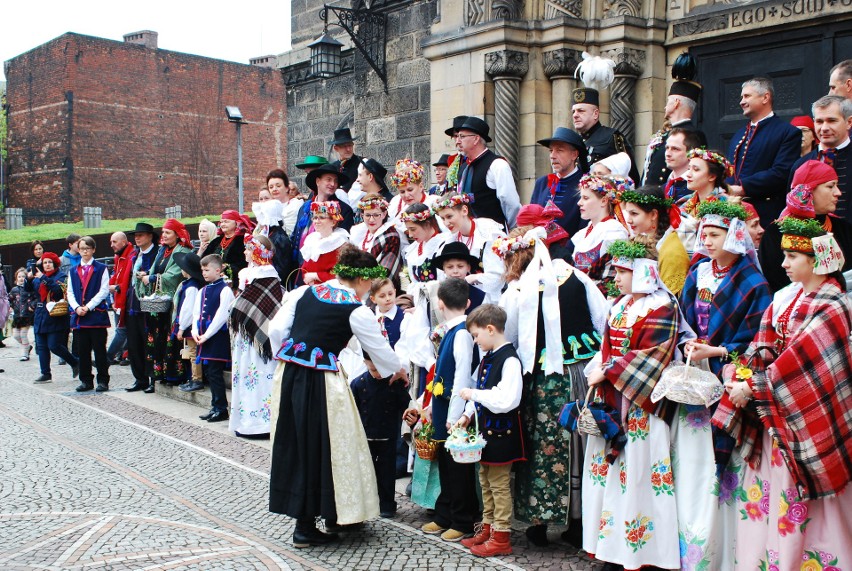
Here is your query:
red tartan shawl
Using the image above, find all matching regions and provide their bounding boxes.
[713,279,852,499]
[600,299,679,416]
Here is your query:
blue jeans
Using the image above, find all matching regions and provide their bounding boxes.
[36,331,79,377]
[107,315,127,361]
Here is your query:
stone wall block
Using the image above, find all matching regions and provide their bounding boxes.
[387,36,415,62]
[367,117,397,144]
[396,111,431,139]
[419,84,431,109]
[355,94,383,119]
[412,137,431,166]
[385,86,421,115]
[304,102,325,120]
[396,59,431,87]
[375,140,415,166]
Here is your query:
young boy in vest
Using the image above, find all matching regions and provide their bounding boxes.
[173,252,204,392]
[420,278,480,542]
[431,242,485,314]
[192,254,235,423]
[67,236,111,392]
[458,304,525,557]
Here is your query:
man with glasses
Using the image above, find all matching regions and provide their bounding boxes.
[454,116,520,229]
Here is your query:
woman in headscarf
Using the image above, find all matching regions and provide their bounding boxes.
[252,194,295,286]
[497,225,608,548]
[713,204,852,571]
[229,234,284,437]
[142,218,193,392]
[515,202,573,260]
[25,252,80,383]
[675,200,771,570]
[196,219,218,258]
[207,210,254,283]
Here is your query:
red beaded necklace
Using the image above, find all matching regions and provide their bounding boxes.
[457,218,475,249]
[220,234,237,251]
[775,289,804,349]
[711,259,733,279]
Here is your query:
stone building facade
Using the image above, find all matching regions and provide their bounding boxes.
[278,0,850,200]
[4,32,287,223]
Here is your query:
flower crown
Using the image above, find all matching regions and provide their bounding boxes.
[356,195,389,211]
[332,263,388,280]
[311,200,343,223]
[619,189,673,209]
[687,147,735,179]
[491,235,536,258]
[579,174,635,201]
[432,193,470,213]
[389,158,425,188]
[697,199,748,222]
[400,208,435,223]
[244,235,275,260]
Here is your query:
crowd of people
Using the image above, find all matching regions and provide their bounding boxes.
[3,58,852,571]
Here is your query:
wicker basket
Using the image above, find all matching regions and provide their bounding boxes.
[139,280,172,314]
[414,437,439,461]
[48,299,70,317]
[577,387,604,437]
[651,352,723,407]
[445,413,487,464]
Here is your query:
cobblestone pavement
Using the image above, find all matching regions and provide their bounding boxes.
[0,343,601,570]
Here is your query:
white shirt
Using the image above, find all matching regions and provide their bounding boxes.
[442,314,477,424]
[191,279,235,343]
[177,285,199,332]
[486,156,520,229]
[820,137,850,151]
[67,259,110,311]
[469,345,523,414]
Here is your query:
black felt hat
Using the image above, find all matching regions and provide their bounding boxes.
[458,117,492,143]
[537,127,589,172]
[305,163,350,192]
[127,222,159,242]
[572,87,600,107]
[173,252,203,283]
[433,154,452,167]
[432,241,480,270]
[361,158,388,181]
[444,115,469,137]
[330,128,357,146]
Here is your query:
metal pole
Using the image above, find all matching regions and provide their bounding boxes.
[236,122,244,213]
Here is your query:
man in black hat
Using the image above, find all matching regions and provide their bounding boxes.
[125,222,158,392]
[454,116,520,229]
[428,154,451,196]
[356,158,393,202]
[641,54,707,186]
[572,88,640,183]
[531,127,589,238]
[329,128,362,192]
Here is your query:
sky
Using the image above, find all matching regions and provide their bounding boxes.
[0,0,292,82]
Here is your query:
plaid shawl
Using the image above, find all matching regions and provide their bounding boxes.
[714,279,852,499]
[370,225,402,279]
[600,299,679,417]
[229,276,284,363]
[680,256,771,375]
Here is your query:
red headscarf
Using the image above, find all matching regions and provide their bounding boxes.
[516,203,570,246]
[38,252,62,302]
[220,210,256,235]
[161,218,192,248]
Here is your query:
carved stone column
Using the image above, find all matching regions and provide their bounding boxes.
[543,48,582,132]
[600,47,645,145]
[485,50,529,176]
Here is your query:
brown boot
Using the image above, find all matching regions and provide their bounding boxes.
[461,523,491,548]
[471,529,512,557]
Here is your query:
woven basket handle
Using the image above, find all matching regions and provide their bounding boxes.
[578,385,597,415]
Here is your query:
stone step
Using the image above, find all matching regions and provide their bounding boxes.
[155,372,233,409]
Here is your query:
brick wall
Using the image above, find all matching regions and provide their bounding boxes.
[5,33,287,223]
[284,0,435,191]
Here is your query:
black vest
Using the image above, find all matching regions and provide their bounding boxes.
[475,343,525,465]
[465,150,506,226]
[277,284,360,371]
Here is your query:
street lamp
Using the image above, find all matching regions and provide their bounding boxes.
[308,32,344,79]
[225,106,246,213]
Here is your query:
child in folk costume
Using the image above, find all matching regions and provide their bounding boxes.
[388,159,439,248]
[432,242,488,314]
[67,236,111,392]
[418,278,479,542]
[676,200,771,569]
[458,304,525,557]
[497,226,609,548]
[267,245,406,547]
[193,255,236,424]
[433,193,506,303]
[582,236,682,570]
[229,235,284,437]
[713,203,852,570]
[299,201,350,285]
[171,253,204,393]
[572,174,631,296]
[9,268,37,361]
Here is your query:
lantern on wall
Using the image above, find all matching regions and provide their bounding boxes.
[308,32,344,79]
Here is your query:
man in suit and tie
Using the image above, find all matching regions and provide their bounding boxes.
[726,76,802,228]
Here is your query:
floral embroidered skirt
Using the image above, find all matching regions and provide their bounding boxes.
[670,404,743,571]
[228,334,275,436]
[582,404,680,570]
[735,431,852,571]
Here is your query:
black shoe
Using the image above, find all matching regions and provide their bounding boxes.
[95,384,109,392]
[143,382,155,393]
[34,374,53,384]
[525,523,549,547]
[199,410,216,421]
[75,383,94,392]
[293,527,339,548]
[107,359,119,366]
[380,510,396,518]
[125,382,149,392]
[206,410,229,423]
[405,481,412,497]
[71,364,80,379]
[560,519,583,549]
[179,380,204,392]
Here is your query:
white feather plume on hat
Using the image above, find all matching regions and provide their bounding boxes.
[575,52,615,91]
